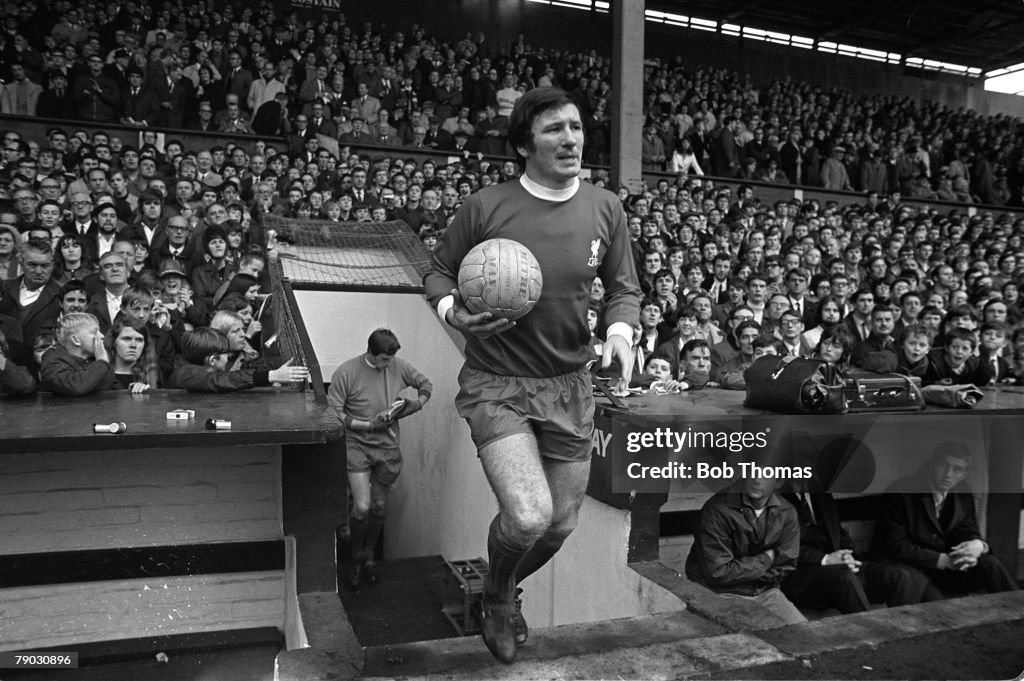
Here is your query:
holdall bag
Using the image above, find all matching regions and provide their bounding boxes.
[744,355,847,414]
[844,373,926,412]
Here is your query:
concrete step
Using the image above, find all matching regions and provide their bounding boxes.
[361,609,734,680]
[360,590,1024,681]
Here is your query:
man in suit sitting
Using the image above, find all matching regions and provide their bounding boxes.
[781,450,932,613]
[878,442,1018,597]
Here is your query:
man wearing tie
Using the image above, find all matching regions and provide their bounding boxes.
[299,65,330,112]
[843,288,875,342]
[785,267,815,328]
[223,51,253,109]
[148,216,195,275]
[352,82,380,122]
[120,68,158,127]
[377,66,399,111]
[781,458,931,613]
[878,442,1018,597]
[308,101,337,138]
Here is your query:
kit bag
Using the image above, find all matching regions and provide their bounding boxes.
[844,374,926,412]
[744,355,847,414]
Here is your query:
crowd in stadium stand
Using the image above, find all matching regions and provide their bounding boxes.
[2,5,1024,396]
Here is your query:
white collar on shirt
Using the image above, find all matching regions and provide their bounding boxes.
[519,173,579,202]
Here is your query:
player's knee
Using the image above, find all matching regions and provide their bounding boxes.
[505,506,552,543]
[369,499,387,516]
[351,500,371,518]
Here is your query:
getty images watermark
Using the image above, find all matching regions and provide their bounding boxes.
[600,413,1024,495]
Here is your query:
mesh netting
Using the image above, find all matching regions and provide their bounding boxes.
[267,261,311,393]
[262,216,432,288]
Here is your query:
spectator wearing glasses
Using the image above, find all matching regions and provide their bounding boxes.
[37,177,64,204]
[148,214,194,275]
[190,99,217,132]
[10,188,40,230]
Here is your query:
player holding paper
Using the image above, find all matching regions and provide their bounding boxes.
[327,329,432,591]
[424,87,641,664]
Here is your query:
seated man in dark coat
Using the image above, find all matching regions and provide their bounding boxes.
[781,450,931,613]
[877,442,1018,597]
[686,465,806,624]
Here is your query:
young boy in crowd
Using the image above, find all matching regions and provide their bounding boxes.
[40,312,117,396]
[644,353,683,392]
[923,328,994,386]
[919,305,945,344]
[978,321,1012,384]
[169,327,310,392]
[896,323,931,378]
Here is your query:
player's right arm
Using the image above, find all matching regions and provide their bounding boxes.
[423,194,515,340]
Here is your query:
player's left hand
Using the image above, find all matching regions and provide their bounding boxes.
[602,333,633,386]
[396,397,422,418]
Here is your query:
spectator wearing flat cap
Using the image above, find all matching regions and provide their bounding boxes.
[104,48,134,89]
[423,116,454,151]
[339,115,370,145]
[158,258,208,331]
[821,145,853,192]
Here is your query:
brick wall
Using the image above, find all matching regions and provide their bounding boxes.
[0,572,284,651]
[0,446,286,650]
[0,446,281,553]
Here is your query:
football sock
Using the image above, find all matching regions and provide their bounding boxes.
[486,515,529,603]
[349,514,368,562]
[364,510,386,560]
[515,532,566,584]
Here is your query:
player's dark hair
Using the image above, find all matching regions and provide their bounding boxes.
[507,87,577,170]
[367,328,400,355]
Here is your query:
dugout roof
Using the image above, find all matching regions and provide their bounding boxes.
[654,0,1024,73]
